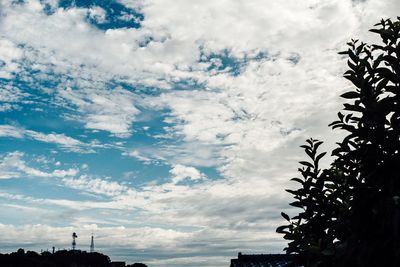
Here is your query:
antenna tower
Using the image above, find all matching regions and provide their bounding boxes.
[90,233,95,253]
[72,232,78,250]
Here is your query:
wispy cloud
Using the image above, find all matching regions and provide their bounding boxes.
[122,149,153,163]
[57,87,140,138]
[0,125,93,153]
[62,175,128,197]
[0,151,78,179]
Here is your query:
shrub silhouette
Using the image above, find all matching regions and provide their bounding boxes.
[277,17,400,267]
[0,249,111,267]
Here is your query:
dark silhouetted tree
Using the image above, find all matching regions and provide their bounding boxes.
[277,17,400,267]
[0,249,111,267]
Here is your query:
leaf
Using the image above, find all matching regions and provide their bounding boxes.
[276,225,290,234]
[338,112,344,121]
[348,49,359,63]
[281,212,291,222]
[290,201,303,208]
[283,233,294,240]
[325,183,336,190]
[315,152,327,163]
[328,120,341,127]
[343,74,361,88]
[369,29,382,34]
[343,103,364,112]
[299,161,314,168]
[290,177,304,184]
[344,69,355,76]
[376,67,398,83]
[341,91,360,99]
[376,78,389,92]
[373,53,384,68]
[286,189,300,196]
[344,113,354,123]
[356,43,366,54]
[347,60,358,71]
[383,55,400,72]
[313,141,324,152]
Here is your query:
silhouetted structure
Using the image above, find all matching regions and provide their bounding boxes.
[230,253,293,267]
[126,264,148,267]
[72,232,78,250]
[90,234,95,253]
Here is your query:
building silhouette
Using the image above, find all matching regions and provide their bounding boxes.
[230,252,293,267]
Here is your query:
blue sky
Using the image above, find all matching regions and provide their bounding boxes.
[0,0,398,266]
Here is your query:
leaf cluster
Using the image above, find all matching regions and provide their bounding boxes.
[277,139,337,267]
[277,17,400,267]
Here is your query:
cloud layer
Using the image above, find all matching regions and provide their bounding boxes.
[1,0,399,266]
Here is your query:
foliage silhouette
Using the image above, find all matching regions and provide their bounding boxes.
[0,249,148,267]
[277,17,400,267]
[0,249,110,267]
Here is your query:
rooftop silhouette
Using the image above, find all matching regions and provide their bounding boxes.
[230,253,293,267]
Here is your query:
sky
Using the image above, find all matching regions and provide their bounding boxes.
[0,0,398,266]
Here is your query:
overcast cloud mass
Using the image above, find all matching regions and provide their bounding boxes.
[0,0,399,266]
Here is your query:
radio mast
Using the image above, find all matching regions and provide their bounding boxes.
[90,233,95,253]
[72,232,78,250]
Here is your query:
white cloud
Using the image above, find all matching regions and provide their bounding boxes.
[0,38,22,79]
[0,125,93,153]
[169,164,205,184]
[0,84,30,112]
[132,141,223,168]
[0,0,356,142]
[0,179,289,264]
[0,223,196,260]
[0,125,24,138]
[27,130,87,150]
[57,86,140,138]
[62,175,128,197]
[0,151,78,179]
[87,6,107,24]
[122,149,152,163]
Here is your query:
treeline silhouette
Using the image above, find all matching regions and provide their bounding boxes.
[0,248,147,267]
